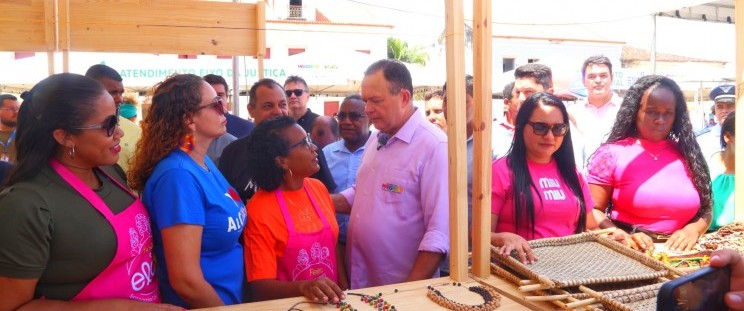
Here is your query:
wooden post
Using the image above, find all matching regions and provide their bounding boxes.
[257,0,266,80]
[471,0,492,278]
[735,0,743,221]
[444,0,468,281]
[44,0,57,76]
[58,0,70,73]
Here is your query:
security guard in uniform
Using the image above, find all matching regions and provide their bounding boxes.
[697,84,736,175]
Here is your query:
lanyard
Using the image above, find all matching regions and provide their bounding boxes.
[0,130,15,158]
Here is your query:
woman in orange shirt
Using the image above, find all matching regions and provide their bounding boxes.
[242,116,347,302]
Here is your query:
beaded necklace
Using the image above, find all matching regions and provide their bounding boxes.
[285,292,397,311]
[426,282,501,311]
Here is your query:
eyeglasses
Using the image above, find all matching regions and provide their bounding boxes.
[285,89,307,98]
[288,134,314,151]
[336,111,366,121]
[74,114,119,137]
[527,121,569,137]
[0,107,19,112]
[196,97,225,115]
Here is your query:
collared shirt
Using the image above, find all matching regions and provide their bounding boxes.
[297,109,319,133]
[322,138,367,193]
[569,94,622,167]
[491,119,515,160]
[341,110,449,288]
[696,124,722,174]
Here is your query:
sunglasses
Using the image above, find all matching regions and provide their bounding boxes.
[196,97,225,115]
[0,107,20,112]
[285,89,307,97]
[527,121,569,137]
[336,111,366,121]
[74,114,119,137]
[288,134,313,151]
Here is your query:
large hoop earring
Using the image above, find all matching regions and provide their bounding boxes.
[68,145,76,159]
[179,133,195,152]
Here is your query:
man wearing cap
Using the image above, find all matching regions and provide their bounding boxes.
[697,84,736,173]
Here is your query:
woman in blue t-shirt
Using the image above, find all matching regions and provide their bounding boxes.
[129,74,246,308]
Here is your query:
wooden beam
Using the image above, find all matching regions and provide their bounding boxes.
[735,0,743,221]
[0,0,48,51]
[66,0,260,56]
[59,0,69,72]
[257,0,266,80]
[444,0,468,281]
[471,0,492,278]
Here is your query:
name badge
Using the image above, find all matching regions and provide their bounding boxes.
[381,183,403,194]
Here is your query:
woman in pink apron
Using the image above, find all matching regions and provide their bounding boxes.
[242,116,347,302]
[0,74,178,310]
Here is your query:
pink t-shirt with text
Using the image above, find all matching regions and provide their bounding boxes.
[491,157,594,240]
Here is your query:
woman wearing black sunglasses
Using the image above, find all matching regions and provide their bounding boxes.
[129,74,245,308]
[241,116,347,302]
[587,75,711,253]
[490,92,604,264]
[0,73,179,310]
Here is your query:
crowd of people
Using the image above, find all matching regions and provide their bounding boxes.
[0,54,740,310]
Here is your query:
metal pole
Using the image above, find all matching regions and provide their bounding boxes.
[651,13,657,74]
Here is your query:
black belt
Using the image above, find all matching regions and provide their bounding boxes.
[612,219,671,243]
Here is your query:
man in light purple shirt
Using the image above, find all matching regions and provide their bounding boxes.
[332,59,449,289]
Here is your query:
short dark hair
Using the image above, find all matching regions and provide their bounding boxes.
[284,76,308,90]
[582,55,613,79]
[343,94,363,103]
[514,63,552,90]
[441,74,475,97]
[424,89,444,101]
[313,116,339,138]
[249,78,284,107]
[503,82,515,100]
[721,111,735,148]
[243,116,297,191]
[203,74,228,92]
[85,64,122,82]
[364,59,413,96]
[0,94,17,105]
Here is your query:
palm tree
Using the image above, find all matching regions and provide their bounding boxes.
[387,37,429,66]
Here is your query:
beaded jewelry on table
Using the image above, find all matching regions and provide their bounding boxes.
[426,282,501,311]
[286,281,500,311]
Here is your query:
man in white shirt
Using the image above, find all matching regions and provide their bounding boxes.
[568,55,621,169]
[697,84,736,174]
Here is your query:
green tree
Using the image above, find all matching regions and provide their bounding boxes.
[387,37,429,66]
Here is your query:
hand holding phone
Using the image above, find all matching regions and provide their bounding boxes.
[709,249,744,310]
[657,266,730,311]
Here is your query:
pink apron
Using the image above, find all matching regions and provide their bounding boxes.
[50,159,160,302]
[275,182,338,283]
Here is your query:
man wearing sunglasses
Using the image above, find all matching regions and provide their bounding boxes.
[85,64,141,173]
[0,94,20,163]
[284,76,319,132]
[321,94,370,267]
[219,78,336,203]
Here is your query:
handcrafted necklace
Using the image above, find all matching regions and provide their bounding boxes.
[427,282,501,311]
[286,292,397,311]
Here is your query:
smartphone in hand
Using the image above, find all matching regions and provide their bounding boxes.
[657,266,731,311]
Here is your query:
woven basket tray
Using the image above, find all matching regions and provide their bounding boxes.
[582,283,663,311]
[491,232,674,289]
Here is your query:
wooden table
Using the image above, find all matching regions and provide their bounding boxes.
[199,276,556,310]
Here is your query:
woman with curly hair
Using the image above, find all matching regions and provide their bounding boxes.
[490,92,603,264]
[587,75,711,252]
[129,74,246,308]
[242,115,347,302]
[0,73,177,310]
